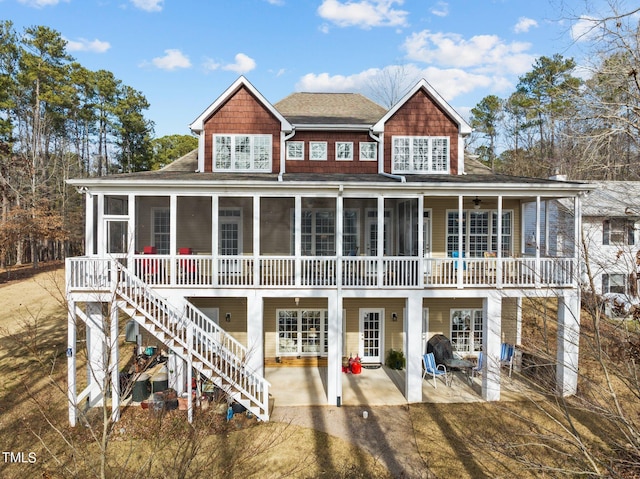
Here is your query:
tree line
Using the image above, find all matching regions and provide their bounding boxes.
[0,21,196,269]
[468,6,640,181]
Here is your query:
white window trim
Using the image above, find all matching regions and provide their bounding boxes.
[392,135,450,174]
[151,207,170,254]
[276,309,328,357]
[213,134,272,172]
[335,142,354,161]
[310,141,328,161]
[450,309,483,354]
[286,141,304,161]
[445,209,513,257]
[359,142,377,162]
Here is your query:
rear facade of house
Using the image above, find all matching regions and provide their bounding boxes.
[66,76,587,423]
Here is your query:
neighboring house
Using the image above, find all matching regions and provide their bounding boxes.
[579,181,640,316]
[65,76,590,424]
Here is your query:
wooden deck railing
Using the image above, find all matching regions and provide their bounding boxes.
[67,255,577,291]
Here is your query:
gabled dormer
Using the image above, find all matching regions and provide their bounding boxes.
[189,76,292,174]
[372,79,472,176]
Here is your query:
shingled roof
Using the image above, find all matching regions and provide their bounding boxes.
[274,92,386,125]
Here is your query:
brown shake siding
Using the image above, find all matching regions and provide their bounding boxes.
[202,86,282,173]
[285,130,378,174]
[383,90,460,174]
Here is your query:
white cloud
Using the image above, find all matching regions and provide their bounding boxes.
[403,30,534,75]
[296,63,497,101]
[222,53,257,74]
[513,17,538,34]
[131,0,163,12]
[264,0,285,5]
[317,0,409,29]
[65,37,111,53]
[17,0,67,7]
[151,49,191,70]
[430,1,449,18]
[570,16,600,42]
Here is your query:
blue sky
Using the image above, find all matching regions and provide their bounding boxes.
[1,0,612,138]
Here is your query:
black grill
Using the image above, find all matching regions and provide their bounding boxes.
[427,334,454,366]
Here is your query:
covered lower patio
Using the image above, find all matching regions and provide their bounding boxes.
[265,365,535,408]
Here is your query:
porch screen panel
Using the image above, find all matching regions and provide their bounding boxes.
[152,208,170,254]
[469,212,489,258]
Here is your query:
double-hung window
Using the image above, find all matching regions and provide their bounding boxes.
[336,142,353,161]
[392,136,449,173]
[359,142,377,161]
[286,141,304,160]
[213,134,271,171]
[602,274,627,294]
[603,219,635,246]
[310,142,327,161]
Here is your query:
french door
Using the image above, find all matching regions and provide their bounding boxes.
[359,308,384,363]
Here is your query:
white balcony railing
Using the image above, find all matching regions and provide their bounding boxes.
[67,255,577,291]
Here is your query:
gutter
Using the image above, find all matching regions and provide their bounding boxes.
[369,129,405,183]
[278,129,296,182]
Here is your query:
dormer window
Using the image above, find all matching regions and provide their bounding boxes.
[213,134,271,171]
[392,136,449,174]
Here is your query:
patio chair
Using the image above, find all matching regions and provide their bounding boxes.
[422,352,448,388]
[500,343,514,377]
[472,351,484,378]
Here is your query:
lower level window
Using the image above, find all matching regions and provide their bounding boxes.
[602,273,626,294]
[277,309,328,356]
[450,309,483,354]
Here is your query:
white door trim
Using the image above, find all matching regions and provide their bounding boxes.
[359,308,384,363]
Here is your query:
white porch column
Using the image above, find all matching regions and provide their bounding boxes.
[417,196,424,287]
[496,195,503,289]
[327,293,343,406]
[85,192,94,256]
[110,300,120,422]
[405,293,423,402]
[86,302,106,406]
[67,300,77,427]
[482,293,502,401]
[127,193,135,270]
[515,297,523,345]
[377,196,384,286]
[557,293,580,396]
[294,195,302,286]
[246,293,264,376]
[211,196,219,282]
[253,196,261,287]
[457,195,464,288]
[96,194,104,256]
[170,194,177,285]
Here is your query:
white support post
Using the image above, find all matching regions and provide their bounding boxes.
[336,193,343,286]
[417,196,424,287]
[377,196,384,286]
[86,302,106,407]
[496,195,503,289]
[457,195,464,288]
[110,301,120,423]
[294,196,302,286]
[327,293,343,406]
[482,293,502,401]
[67,300,77,427]
[405,294,423,402]
[128,193,135,270]
[253,196,260,287]
[557,293,580,396]
[187,323,194,423]
[246,293,264,376]
[170,194,177,285]
[211,195,219,285]
[85,192,94,256]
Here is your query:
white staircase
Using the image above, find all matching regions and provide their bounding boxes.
[113,262,270,421]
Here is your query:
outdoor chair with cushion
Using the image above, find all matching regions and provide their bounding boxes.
[472,351,484,378]
[422,352,448,388]
[500,343,514,377]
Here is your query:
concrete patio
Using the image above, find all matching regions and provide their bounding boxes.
[266,365,535,408]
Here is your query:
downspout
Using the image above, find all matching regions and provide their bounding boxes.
[278,129,296,182]
[370,129,405,183]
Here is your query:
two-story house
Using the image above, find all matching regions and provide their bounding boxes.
[65,76,589,424]
[579,181,640,316]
